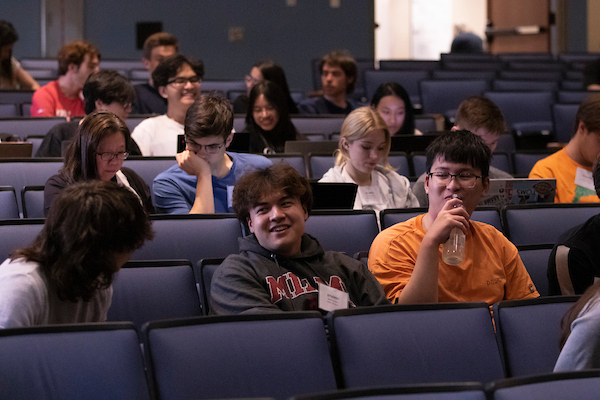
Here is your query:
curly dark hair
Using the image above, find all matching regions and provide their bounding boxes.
[152,54,204,88]
[12,180,154,302]
[185,95,234,141]
[425,129,491,178]
[83,70,135,114]
[57,41,100,76]
[233,164,313,224]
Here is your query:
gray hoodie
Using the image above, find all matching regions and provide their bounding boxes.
[209,233,389,315]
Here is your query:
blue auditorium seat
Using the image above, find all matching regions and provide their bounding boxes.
[123,156,176,191]
[484,91,554,134]
[0,186,19,219]
[0,219,44,259]
[108,260,202,328]
[420,80,488,116]
[517,245,553,297]
[493,296,580,377]
[489,370,600,400]
[304,210,379,255]
[291,383,487,400]
[503,203,600,246]
[0,159,63,214]
[0,323,151,399]
[264,153,308,177]
[21,185,45,218]
[552,103,579,143]
[144,312,336,399]
[327,303,504,388]
[194,258,224,314]
[131,214,243,265]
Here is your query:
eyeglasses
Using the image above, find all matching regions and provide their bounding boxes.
[245,75,261,86]
[185,140,225,154]
[167,76,201,86]
[97,152,129,161]
[427,172,482,188]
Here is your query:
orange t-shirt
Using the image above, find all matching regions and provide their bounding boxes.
[529,149,600,203]
[368,214,539,304]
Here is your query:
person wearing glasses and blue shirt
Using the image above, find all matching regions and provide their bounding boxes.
[131,54,203,156]
[44,111,153,216]
[153,95,271,214]
[368,130,539,305]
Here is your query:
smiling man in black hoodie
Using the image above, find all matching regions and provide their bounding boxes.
[209,164,388,314]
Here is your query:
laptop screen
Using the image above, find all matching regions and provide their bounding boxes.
[310,182,358,210]
[479,178,556,207]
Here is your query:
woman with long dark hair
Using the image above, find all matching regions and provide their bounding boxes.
[0,180,153,328]
[245,81,297,154]
[371,82,420,136]
[234,60,298,114]
[0,20,39,90]
[44,111,153,215]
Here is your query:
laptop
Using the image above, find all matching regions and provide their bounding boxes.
[0,142,33,158]
[479,178,556,207]
[310,181,357,210]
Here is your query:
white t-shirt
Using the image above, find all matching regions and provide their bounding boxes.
[131,114,184,156]
[319,164,418,216]
[0,258,112,329]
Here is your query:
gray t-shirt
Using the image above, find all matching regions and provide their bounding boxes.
[0,258,112,329]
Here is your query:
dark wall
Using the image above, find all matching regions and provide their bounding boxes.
[0,0,41,58]
[1,1,374,91]
[84,0,375,91]
[566,0,588,52]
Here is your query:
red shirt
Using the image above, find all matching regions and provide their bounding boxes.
[31,80,85,119]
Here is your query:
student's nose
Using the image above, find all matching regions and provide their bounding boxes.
[446,175,461,191]
[184,80,194,89]
[269,206,284,220]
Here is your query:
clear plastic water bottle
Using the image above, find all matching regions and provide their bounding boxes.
[442,227,465,265]
[442,194,465,265]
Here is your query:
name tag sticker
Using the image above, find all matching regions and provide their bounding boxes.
[575,168,595,191]
[227,185,234,209]
[318,283,349,312]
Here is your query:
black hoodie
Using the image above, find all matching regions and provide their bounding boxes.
[209,233,389,315]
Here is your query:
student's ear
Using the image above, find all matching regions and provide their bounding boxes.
[303,205,309,222]
[578,121,588,135]
[141,57,151,71]
[95,99,107,111]
[424,173,430,195]
[225,131,234,148]
[67,62,79,75]
[247,216,254,233]
[481,176,490,195]
[158,85,168,99]
[450,125,459,131]
[341,137,350,151]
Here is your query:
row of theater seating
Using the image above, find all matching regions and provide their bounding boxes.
[2,203,600,297]
[0,148,558,218]
[2,297,595,399]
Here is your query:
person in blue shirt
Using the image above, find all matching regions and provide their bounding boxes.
[153,95,272,214]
